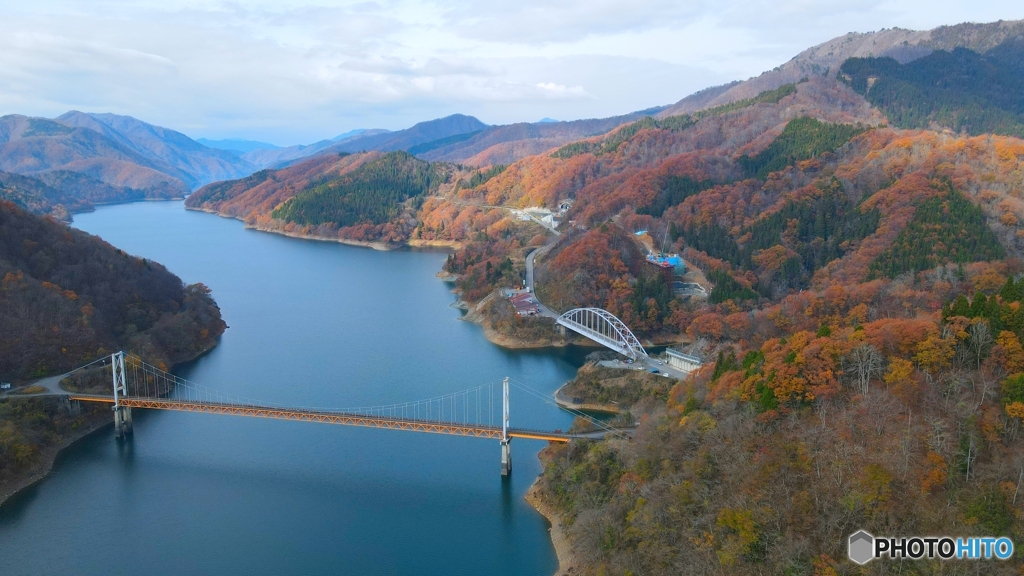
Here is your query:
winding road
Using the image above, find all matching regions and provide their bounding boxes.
[0,373,71,399]
[524,243,559,319]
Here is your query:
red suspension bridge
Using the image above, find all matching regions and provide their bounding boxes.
[64,352,627,476]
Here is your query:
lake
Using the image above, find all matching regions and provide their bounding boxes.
[0,201,587,576]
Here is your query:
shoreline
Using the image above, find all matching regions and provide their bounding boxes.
[0,416,112,508]
[553,381,623,414]
[525,454,577,576]
[184,205,462,252]
[459,306,573,350]
[0,337,224,508]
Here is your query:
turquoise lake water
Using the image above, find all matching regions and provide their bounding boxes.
[0,201,587,576]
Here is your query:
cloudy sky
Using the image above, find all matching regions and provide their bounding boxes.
[1,1,1020,144]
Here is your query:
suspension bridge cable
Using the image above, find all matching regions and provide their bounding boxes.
[121,354,507,426]
[105,354,627,441]
[507,378,629,439]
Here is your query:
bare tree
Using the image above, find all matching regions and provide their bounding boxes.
[1014,457,1023,506]
[847,343,884,395]
[974,375,993,411]
[968,321,993,369]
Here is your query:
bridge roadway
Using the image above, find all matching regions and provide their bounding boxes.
[68,394,608,443]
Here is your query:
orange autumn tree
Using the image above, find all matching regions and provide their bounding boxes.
[740,330,849,410]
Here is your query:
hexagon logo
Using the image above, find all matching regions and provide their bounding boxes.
[849,530,874,565]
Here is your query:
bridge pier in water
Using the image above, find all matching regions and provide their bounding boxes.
[113,405,133,438]
[501,439,512,476]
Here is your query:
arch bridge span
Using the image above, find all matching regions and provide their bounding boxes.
[556,308,647,360]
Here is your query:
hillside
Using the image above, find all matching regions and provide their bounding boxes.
[417,108,667,166]
[432,26,1023,575]
[0,171,85,220]
[0,200,227,501]
[658,18,1024,118]
[0,114,190,195]
[0,201,227,380]
[55,111,256,188]
[840,36,1024,138]
[0,167,180,222]
[186,151,470,246]
[0,111,257,211]
[416,56,1024,575]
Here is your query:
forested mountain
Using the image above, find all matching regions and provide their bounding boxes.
[840,36,1024,137]
[187,151,467,245]
[0,111,256,213]
[376,52,1024,576]
[55,112,256,188]
[658,18,1024,118]
[271,151,447,230]
[0,201,227,381]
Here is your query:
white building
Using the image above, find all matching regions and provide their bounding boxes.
[666,349,703,374]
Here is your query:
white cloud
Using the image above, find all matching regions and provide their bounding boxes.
[0,0,1021,143]
[535,82,591,99]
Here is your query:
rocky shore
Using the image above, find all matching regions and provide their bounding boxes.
[526,449,579,576]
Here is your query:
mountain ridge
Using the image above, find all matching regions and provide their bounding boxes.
[56,111,256,188]
[658,18,1024,118]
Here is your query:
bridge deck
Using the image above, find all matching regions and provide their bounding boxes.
[70,395,583,442]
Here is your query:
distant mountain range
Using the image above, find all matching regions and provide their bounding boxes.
[0,101,675,220]
[7,18,1024,224]
[240,115,488,169]
[239,110,671,170]
[196,138,282,154]
[238,129,392,169]
[0,111,258,218]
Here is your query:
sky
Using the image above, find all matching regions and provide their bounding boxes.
[0,1,1021,145]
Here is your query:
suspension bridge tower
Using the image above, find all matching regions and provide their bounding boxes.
[501,377,511,476]
[111,351,133,438]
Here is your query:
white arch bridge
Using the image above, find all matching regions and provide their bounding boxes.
[556,308,647,360]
